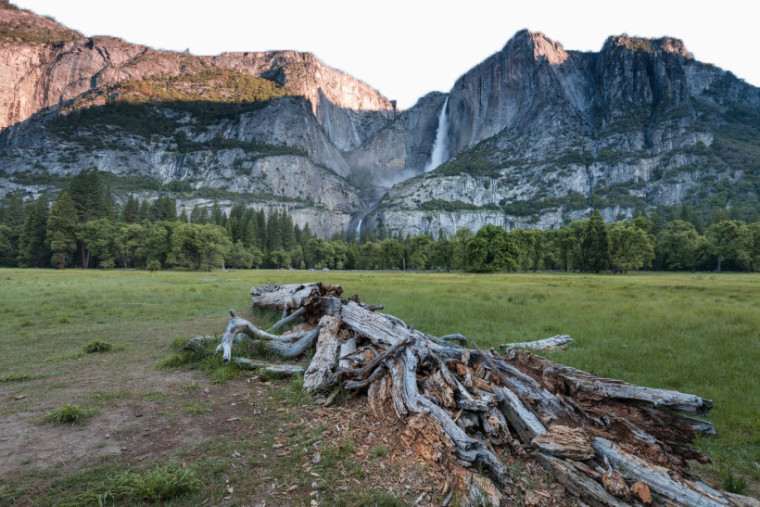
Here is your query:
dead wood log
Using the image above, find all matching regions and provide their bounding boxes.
[303,315,341,393]
[591,437,748,506]
[511,349,713,417]
[250,283,323,311]
[266,306,306,333]
[536,452,629,507]
[217,310,316,364]
[236,282,760,506]
[500,334,574,351]
[233,358,304,377]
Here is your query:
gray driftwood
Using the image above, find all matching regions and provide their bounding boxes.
[500,334,574,351]
[233,358,304,377]
[201,281,758,506]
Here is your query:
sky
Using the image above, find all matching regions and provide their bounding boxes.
[15,0,759,109]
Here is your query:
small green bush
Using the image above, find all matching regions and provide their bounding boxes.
[84,340,112,353]
[44,405,97,424]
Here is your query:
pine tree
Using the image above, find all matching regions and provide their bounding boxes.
[122,195,139,223]
[281,211,296,251]
[211,203,226,226]
[46,191,78,268]
[69,169,106,221]
[243,219,256,248]
[158,197,177,221]
[581,210,610,272]
[18,196,50,267]
[266,211,282,251]
[300,223,312,248]
[137,200,151,222]
[0,194,25,265]
[255,210,267,249]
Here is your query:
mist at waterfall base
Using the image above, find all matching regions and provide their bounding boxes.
[424,97,450,172]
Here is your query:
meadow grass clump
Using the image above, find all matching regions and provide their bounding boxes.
[721,469,748,495]
[162,336,243,383]
[0,484,23,504]
[0,372,37,383]
[89,464,202,504]
[161,337,215,368]
[279,374,307,405]
[83,340,112,353]
[43,405,97,424]
[209,365,239,384]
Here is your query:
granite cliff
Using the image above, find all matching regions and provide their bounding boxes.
[2,5,760,238]
[364,30,760,236]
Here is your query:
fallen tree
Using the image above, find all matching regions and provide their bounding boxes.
[197,282,758,506]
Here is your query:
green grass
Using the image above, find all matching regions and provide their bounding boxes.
[43,404,97,424]
[0,269,758,497]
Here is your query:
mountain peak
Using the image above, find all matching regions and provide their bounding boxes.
[603,34,692,59]
[504,29,569,64]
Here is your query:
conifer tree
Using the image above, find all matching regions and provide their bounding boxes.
[18,196,49,267]
[255,210,267,249]
[69,169,107,221]
[0,194,25,265]
[46,191,78,268]
[122,195,139,223]
[581,210,610,272]
[266,211,282,251]
[281,212,296,251]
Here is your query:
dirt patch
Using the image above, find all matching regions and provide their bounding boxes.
[2,363,573,505]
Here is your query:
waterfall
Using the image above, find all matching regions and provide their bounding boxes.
[425,97,449,172]
[355,217,364,243]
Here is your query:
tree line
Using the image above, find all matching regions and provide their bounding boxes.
[1,171,760,272]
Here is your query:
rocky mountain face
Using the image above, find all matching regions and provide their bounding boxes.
[0,6,394,236]
[364,30,760,237]
[2,5,760,239]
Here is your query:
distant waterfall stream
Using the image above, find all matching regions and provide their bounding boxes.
[425,96,449,172]
[355,216,364,242]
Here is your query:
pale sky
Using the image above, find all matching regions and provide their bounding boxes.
[15,0,759,109]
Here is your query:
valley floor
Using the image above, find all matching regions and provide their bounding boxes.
[0,269,758,503]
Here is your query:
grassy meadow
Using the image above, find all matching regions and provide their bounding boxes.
[0,269,758,502]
